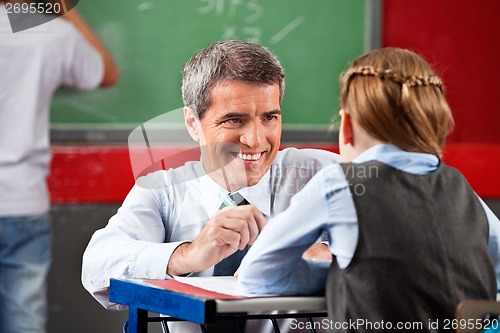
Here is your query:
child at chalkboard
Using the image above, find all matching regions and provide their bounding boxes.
[238,47,500,331]
[0,3,119,333]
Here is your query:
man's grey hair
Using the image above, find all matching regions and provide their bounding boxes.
[181,40,285,119]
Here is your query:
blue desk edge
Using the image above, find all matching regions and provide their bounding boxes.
[109,278,215,324]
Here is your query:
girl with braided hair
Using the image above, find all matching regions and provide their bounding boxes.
[239,47,500,332]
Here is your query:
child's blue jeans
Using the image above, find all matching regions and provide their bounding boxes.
[0,214,51,333]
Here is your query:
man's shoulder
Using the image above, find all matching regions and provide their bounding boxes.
[135,160,203,190]
[274,147,340,169]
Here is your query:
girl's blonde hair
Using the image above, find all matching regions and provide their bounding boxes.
[340,47,454,158]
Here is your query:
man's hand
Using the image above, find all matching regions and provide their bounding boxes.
[302,243,333,261]
[167,205,266,276]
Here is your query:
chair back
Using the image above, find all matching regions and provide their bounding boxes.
[456,299,500,333]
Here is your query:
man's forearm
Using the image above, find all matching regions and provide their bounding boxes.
[167,242,198,277]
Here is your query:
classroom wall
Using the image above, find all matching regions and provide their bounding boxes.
[46,1,500,332]
[47,205,128,333]
[383,0,500,144]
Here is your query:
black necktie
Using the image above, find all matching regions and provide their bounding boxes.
[207,193,250,333]
[213,192,250,277]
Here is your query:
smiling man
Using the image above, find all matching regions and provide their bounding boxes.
[82,40,339,333]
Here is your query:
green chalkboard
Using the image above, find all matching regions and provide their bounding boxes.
[51,0,367,129]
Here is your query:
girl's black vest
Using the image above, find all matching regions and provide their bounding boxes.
[326,161,496,332]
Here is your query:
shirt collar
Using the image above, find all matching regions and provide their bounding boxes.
[197,163,224,217]
[353,144,439,174]
[198,163,271,217]
[236,170,271,217]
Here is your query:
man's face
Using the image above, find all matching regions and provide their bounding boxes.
[186,80,282,191]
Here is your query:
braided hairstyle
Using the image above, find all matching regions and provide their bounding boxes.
[340,47,454,157]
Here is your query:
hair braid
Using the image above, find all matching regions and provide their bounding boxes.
[349,65,444,99]
[340,48,454,158]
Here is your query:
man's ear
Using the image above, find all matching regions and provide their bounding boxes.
[340,109,354,146]
[184,107,201,142]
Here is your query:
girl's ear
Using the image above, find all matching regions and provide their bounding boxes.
[340,109,354,146]
[184,107,200,142]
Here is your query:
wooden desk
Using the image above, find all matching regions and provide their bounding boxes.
[109,278,327,333]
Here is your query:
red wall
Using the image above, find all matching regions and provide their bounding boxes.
[383,0,500,143]
[48,144,500,203]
